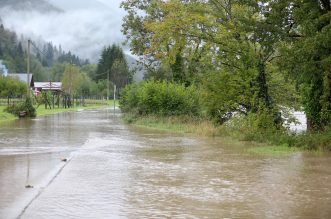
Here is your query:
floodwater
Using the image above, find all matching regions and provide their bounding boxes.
[0,109,331,219]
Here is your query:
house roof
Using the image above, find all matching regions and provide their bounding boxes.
[8,73,34,86]
[34,82,62,90]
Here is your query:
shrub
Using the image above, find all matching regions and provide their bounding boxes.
[5,97,36,118]
[120,80,201,116]
[292,128,331,150]
[224,109,290,144]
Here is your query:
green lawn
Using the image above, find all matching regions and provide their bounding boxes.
[0,106,16,123]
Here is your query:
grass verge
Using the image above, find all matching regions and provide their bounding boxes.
[0,106,16,123]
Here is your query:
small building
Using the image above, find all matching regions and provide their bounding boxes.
[7,73,34,88]
[34,82,62,95]
[0,60,8,76]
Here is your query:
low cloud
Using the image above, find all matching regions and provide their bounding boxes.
[0,0,127,62]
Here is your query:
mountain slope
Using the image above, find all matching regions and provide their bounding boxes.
[48,0,109,11]
[0,0,62,13]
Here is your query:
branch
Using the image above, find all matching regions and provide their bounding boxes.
[267,55,282,63]
[209,0,232,20]
[219,61,242,70]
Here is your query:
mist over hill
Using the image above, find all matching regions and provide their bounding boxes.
[0,0,62,13]
[0,0,126,62]
[0,0,144,81]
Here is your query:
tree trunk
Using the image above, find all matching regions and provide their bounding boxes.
[257,61,271,108]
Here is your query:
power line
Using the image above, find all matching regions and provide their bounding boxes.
[30,41,47,57]
[94,69,110,76]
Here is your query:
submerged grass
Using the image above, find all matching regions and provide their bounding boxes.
[123,113,331,155]
[124,114,219,136]
[35,102,112,116]
[36,100,117,116]
[0,100,118,123]
[247,144,303,156]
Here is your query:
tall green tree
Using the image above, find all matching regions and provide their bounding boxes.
[278,0,331,131]
[96,44,132,91]
[0,24,26,72]
[61,64,81,96]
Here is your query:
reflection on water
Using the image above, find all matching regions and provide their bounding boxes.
[0,109,331,218]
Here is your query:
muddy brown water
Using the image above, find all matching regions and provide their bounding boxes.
[0,108,331,218]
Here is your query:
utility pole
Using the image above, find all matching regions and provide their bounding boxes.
[27,39,31,96]
[69,62,74,107]
[113,84,116,114]
[107,70,110,101]
[113,69,116,113]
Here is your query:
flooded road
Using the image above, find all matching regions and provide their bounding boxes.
[0,108,331,218]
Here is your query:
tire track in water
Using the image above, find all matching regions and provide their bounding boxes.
[16,156,73,219]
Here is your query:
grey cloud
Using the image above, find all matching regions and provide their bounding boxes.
[0,0,126,62]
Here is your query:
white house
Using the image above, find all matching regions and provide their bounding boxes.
[0,60,8,76]
[34,82,62,94]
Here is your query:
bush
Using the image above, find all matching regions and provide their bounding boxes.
[291,128,331,150]
[0,75,26,97]
[224,109,290,144]
[120,80,201,116]
[5,97,36,118]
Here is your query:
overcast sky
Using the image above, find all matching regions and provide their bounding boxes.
[0,0,127,62]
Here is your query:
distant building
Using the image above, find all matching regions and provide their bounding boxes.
[0,60,8,76]
[34,82,62,95]
[7,73,34,88]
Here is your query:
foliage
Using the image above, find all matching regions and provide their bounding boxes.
[0,75,26,97]
[5,97,36,117]
[120,0,331,150]
[36,42,89,67]
[0,22,89,82]
[277,0,331,132]
[121,0,159,71]
[22,97,36,117]
[291,128,331,151]
[123,113,219,136]
[81,64,97,80]
[226,110,285,142]
[0,24,26,72]
[40,91,53,108]
[89,79,111,98]
[202,69,256,123]
[61,64,92,96]
[120,80,201,116]
[49,63,66,81]
[30,56,49,81]
[121,0,300,119]
[95,44,132,92]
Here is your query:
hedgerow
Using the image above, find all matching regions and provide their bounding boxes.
[120,80,201,116]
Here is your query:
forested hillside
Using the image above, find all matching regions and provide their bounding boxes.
[0,21,88,80]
